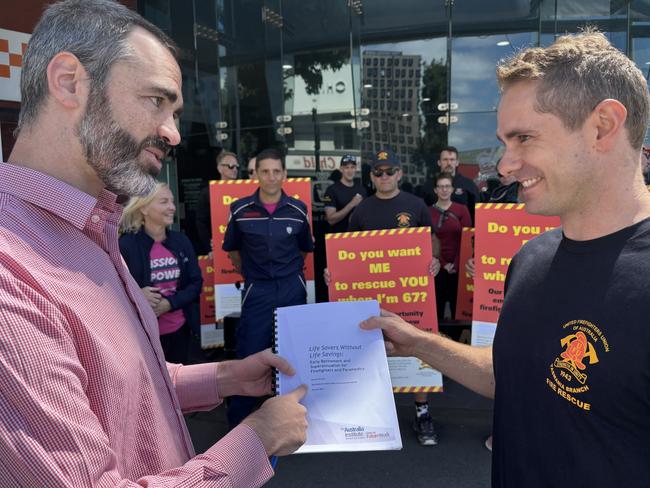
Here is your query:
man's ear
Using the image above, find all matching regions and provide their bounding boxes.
[46,52,89,110]
[591,98,627,152]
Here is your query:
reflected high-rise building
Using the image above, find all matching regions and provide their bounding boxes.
[362,50,424,186]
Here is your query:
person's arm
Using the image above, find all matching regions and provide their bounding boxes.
[169,350,308,456]
[420,202,437,255]
[431,233,441,258]
[347,206,361,232]
[228,250,242,274]
[451,206,473,273]
[361,310,494,398]
[165,236,203,312]
[223,204,243,274]
[297,207,315,253]
[324,194,363,227]
[0,269,288,487]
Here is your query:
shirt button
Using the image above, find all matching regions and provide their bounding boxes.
[90,214,101,223]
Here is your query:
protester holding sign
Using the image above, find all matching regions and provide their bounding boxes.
[346,147,441,447]
[120,183,202,364]
[363,30,650,487]
[429,172,471,320]
[323,154,367,233]
[223,148,314,427]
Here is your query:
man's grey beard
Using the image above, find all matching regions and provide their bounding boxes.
[77,87,169,197]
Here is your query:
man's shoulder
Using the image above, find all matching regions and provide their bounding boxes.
[454,173,478,189]
[355,194,380,209]
[286,194,308,208]
[230,194,257,212]
[396,191,427,208]
[516,227,562,259]
[284,194,309,218]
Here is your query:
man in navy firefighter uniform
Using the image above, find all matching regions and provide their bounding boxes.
[223,147,314,427]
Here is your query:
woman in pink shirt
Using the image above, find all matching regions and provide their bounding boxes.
[120,183,203,363]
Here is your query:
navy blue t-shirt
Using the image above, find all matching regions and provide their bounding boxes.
[492,219,650,487]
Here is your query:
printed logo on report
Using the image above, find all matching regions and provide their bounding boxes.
[396,212,412,227]
[546,319,610,412]
[341,425,391,441]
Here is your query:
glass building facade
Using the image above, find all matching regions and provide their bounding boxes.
[135,0,650,236]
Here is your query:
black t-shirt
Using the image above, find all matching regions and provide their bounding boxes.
[450,173,479,208]
[323,180,367,233]
[348,191,432,231]
[492,219,650,488]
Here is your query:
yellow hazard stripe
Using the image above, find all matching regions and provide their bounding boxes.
[475,203,526,210]
[392,386,444,393]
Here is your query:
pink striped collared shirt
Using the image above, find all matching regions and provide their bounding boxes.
[0,162,273,487]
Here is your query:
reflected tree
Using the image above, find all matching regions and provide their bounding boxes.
[414,57,448,177]
[293,48,349,95]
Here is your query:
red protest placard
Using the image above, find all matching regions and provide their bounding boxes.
[325,227,437,332]
[209,178,315,285]
[473,203,560,325]
[197,255,215,325]
[454,227,474,321]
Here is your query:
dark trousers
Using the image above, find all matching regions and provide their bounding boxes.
[435,268,459,321]
[160,322,190,364]
[227,274,307,428]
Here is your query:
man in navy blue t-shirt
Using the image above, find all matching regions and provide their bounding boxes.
[363,31,650,487]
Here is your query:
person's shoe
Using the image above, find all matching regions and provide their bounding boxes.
[412,414,438,446]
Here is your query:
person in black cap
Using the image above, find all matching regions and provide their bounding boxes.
[323,154,367,233]
[347,147,442,446]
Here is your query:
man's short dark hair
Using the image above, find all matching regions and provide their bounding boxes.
[439,146,459,158]
[18,0,178,133]
[255,148,286,170]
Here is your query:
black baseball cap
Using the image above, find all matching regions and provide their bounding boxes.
[372,148,400,168]
[340,154,358,166]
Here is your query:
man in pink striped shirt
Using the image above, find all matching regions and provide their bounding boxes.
[0,0,307,486]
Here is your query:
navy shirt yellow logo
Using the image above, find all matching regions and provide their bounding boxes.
[546,319,610,412]
[396,212,412,227]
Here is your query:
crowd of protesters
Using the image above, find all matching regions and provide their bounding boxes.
[2,1,648,486]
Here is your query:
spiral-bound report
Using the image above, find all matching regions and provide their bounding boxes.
[273,300,402,453]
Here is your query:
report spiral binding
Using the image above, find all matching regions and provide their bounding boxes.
[272,308,279,396]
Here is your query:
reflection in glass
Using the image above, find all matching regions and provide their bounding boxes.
[448,112,502,183]
[361,38,447,187]
[450,33,536,113]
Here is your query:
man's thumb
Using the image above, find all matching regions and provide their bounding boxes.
[287,384,308,401]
